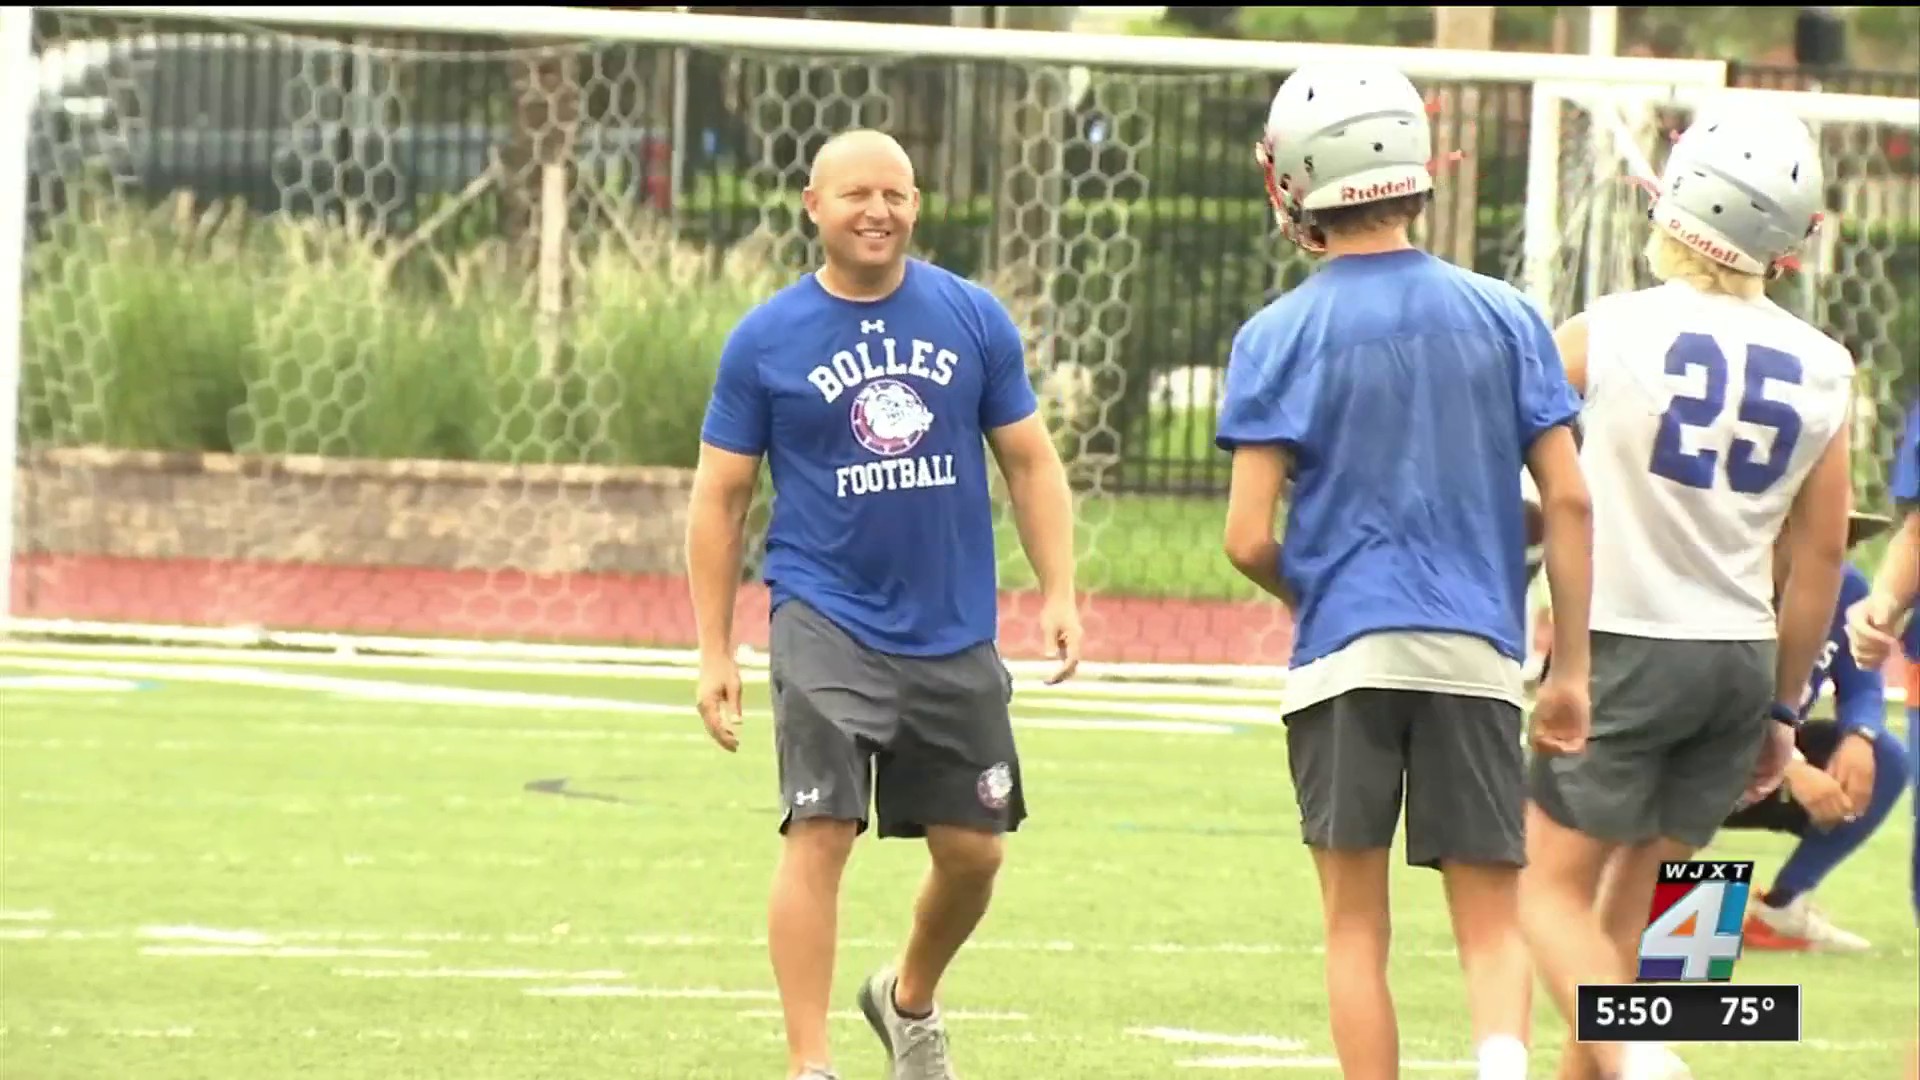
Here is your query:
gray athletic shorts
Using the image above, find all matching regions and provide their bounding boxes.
[1285,689,1527,870]
[769,599,1025,839]
[1529,632,1775,849]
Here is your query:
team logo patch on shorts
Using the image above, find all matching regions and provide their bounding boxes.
[976,762,1014,810]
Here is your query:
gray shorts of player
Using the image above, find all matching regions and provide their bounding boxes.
[1285,689,1526,870]
[1529,631,1776,849]
[769,599,1026,839]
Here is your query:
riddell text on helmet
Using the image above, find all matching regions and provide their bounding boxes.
[1341,177,1420,203]
[1665,216,1740,267]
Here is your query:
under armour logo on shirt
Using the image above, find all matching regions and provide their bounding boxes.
[861,319,885,335]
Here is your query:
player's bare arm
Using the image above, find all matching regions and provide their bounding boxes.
[987,412,1082,683]
[1552,311,1592,396]
[686,440,762,751]
[1777,424,1852,702]
[1759,423,1854,800]
[1850,509,1920,669]
[1222,444,1294,607]
[1526,423,1594,754]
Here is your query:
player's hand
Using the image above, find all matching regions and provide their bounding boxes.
[1742,721,1797,809]
[1787,760,1853,830]
[1039,594,1083,685]
[696,652,745,753]
[1825,731,1876,821]
[1845,596,1900,670]
[1528,671,1590,756]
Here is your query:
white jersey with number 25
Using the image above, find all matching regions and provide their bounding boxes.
[1579,280,1855,641]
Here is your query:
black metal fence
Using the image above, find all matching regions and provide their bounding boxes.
[24,11,1920,496]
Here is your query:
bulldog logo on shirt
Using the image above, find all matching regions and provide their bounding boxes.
[850,378,934,457]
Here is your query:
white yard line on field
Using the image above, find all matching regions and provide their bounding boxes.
[139,945,430,960]
[0,921,1492,961]
[1129,1028,1307,1052]
[524,986,779,1000]
[0,627,1296,688]
[0,909,54,921]
[734,1008,1031,1023]
[333,966,627,981]
[0,641,1295,703]
[14,919,1920,965]
[0,655,1260,733]
[1177,1056,1475,1072]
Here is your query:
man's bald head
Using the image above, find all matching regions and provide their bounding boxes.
[802,128,920,292]
[807,128,916,191]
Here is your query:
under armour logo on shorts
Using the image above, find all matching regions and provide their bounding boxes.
[860,319,886,335]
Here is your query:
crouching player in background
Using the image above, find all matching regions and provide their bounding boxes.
[1843,399,1920,1080]
[1719,510,1910,952]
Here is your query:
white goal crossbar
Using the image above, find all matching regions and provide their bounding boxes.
[57,5,1730,87]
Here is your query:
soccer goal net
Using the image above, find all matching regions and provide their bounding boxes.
[7,5,1906,674]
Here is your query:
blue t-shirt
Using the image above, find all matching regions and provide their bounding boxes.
[698,259,1039,657]
[1892,401,1920,663]
[1802,564,1885,733]
[1215,249,1581,668]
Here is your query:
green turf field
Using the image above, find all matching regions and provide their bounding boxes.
[1,644,1914,1079]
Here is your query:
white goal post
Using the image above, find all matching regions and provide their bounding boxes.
[0,7,35,636]
[0,5,1794,680]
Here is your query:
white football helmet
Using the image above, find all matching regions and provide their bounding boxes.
[1648,103,1826,277]
[1256,64,1438,253]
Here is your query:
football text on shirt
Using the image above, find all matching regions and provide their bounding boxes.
[807,336,963,501]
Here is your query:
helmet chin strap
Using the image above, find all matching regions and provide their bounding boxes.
[1254,139,1326,255]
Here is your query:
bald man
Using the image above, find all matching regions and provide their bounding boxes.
[686,128,1081,1080]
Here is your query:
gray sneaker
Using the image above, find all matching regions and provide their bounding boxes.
[795,1069,841,1080]
[855,967,958,1080]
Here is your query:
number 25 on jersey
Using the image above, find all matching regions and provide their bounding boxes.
[1650,333,1804,495]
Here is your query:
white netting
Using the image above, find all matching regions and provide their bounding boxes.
[1529,83,1920,513]
[17,14,735,651]
[29,10,1886,671]
[11,10,1311,668]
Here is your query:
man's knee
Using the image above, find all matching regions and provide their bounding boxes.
[926,825,1004,885]
[783,817,860,866]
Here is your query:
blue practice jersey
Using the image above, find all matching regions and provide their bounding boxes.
[1216,248,1581,668]
[1802,565,1886,733]
[1892,401,1920,664]
[699,259,1038,657]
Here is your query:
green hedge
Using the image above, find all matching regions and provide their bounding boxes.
[20,189,1919,494]
[20,197,790,468]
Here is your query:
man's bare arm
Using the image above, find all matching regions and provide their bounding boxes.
[986,414,1078,604]
[1776,425,1853,706]
[1222,444,1295,605]
[685,442,763,661]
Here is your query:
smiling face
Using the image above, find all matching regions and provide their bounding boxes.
[803,130,920,278]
